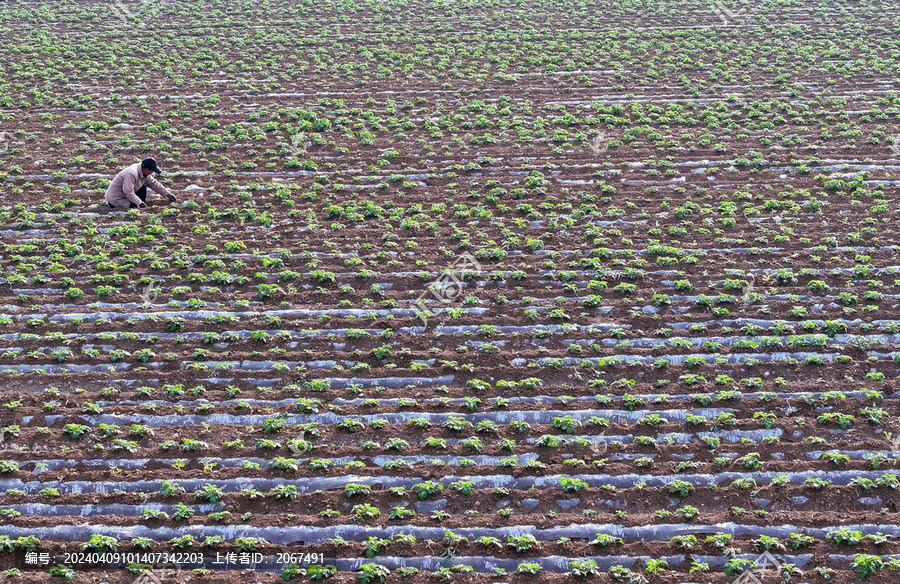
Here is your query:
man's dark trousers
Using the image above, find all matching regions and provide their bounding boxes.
[107,185,148,209]
[130,185,148,208]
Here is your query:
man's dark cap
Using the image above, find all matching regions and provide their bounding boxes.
[141,158,162,175]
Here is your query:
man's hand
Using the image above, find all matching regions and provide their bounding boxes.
[139,203,147,208]
[166,193,177,202]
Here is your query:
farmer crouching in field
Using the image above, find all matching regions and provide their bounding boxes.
[104,158,177,209]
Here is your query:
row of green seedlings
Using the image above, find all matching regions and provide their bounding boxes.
[7,371,889,406]
[1,441,896,479]
[21,219,890,288]
[0,252,898,288]
[650,318,900,339]
[5,472,899,526]
[3,378,891,410]
[6,227,895,283]
[18,377,889,414]
[0,404,873,444]
[518,349,900,371]
[4,117,892,181]
[21,387,891,426]
[323,529,899,582]
[12,377,893,410]
[16,246,896,305]
[20,202,890,263]
[79,316,900,344]
[0,398,893,458]
[0,434,877,469]
[4,528,896,580]
[16,343,900,378]
[286,550,896,583]
[316,528,900,554]
[21,327,900,368]
[7,306,900,352]
[3,344,899,375]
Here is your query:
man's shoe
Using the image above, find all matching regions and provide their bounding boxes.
[107,202,115,209]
